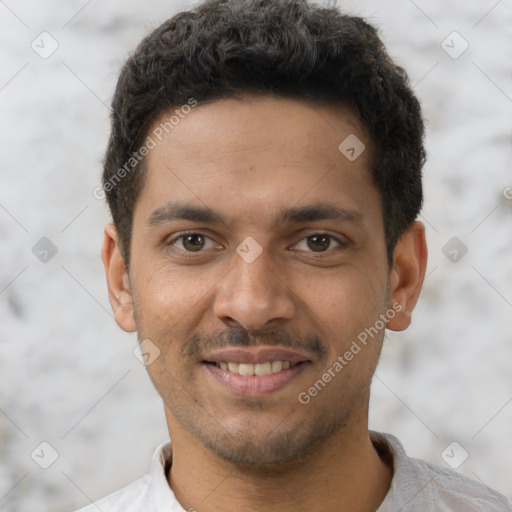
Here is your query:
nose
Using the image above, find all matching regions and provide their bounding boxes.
[212,248,296,331]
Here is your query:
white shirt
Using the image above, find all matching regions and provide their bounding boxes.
[74,431,512,511]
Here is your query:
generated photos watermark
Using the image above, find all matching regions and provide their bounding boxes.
[298,302,403,405]
[93,98,198,200]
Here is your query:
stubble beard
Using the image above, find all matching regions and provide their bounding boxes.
[132,296,383,468]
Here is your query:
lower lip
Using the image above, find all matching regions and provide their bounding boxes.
[204,362,309,396]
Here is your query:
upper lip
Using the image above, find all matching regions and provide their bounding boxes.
[203,346,312,365]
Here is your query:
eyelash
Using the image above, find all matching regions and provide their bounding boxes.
[166,231,347,257]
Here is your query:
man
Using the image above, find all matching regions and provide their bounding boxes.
[77,0,512,510]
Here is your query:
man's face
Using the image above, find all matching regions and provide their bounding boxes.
[109,96,402,465]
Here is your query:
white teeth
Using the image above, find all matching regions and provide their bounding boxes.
[271,360,283,373]
[227,362,239,373]
[215,360,294,375]
[255,362,272,376]
[238,363,254,376]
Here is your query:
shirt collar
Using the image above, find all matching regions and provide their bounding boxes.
[371,430,433,511]
[144,441,183,512]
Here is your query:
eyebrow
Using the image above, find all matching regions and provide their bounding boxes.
[147,201,363,228]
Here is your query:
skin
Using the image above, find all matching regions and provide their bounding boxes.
[102,95,428,512]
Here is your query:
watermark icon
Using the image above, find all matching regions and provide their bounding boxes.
[442,237,468,263]
[236,236,263,263]
[441,441,469,469]
[503,186,512,200]
[92,185,106,200]
[32,237,58,263]
[338,134,366,162]
[441,31,469,59]
[134,339,161,366]
[31,442,59,469]
[298,303,403,405]
[31,31,59,59]
[93,98,198,200]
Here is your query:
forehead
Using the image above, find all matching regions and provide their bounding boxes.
[134,95,380,229]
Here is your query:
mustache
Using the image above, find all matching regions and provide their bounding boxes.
[182,325,329,364]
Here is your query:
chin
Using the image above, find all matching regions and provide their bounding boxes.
[197,416,345,467]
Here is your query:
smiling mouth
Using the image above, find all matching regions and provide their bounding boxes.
[204,360,305,376]
[203,357,312,395]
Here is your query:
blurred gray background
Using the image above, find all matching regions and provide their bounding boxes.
[0,0,511,510]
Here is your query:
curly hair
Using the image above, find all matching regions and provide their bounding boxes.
[103,0,425,270]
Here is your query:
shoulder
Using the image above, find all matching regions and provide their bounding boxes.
[72,473,151,512]
[371,431,512,512]
[70,441,177,512]
[415,456,512,511]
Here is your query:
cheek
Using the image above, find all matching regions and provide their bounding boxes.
[131,263,224,375]
[134,260,219,320]
[301,264,386,336]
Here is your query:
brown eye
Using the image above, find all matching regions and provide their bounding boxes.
[307,234,332,252]
[181,234,205,252]
[293,233,344,254]
[169,233,217,253]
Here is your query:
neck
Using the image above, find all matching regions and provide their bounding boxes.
[167,412,392,512]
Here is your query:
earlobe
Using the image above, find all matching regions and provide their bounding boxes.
[101,223,137,332]
[386,221,428,332]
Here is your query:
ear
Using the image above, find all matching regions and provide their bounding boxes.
[386,221,428,332]
[101,223,137,332]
